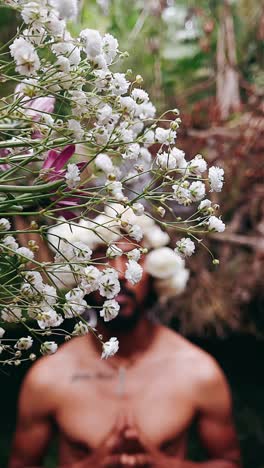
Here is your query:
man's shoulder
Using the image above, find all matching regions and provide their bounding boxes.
[160,327,225,387]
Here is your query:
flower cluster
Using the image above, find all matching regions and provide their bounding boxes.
[0,0,226,364]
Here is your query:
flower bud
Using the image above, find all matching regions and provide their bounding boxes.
[135,74,143,84]
[40,341,58,355]
[157,206,165,218]
[212,259,220,265]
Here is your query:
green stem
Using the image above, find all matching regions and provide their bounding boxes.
[0,179,63,194]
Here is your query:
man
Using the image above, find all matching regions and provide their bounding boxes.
[9,241,241,468]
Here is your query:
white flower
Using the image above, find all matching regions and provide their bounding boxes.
[155,269,190,303]
[173,185,191,205]
[95,153,114,174]
[170,147,187,170]
[53,0,78,20]
[68,119,84,140]
[81,265,102,294]
[97,104,113,124]
[136,101,156,119]
[208,216,225,233]
[80,214,120,247]
[142,129,155,146]
[143,226,170,249]
[37,309,64,329]
[189,155,207,175]
[122,143,140,160]
[198,199,212,211]
[52,35,80,66]
[155,127,176,145]
[127,248,141,261]
[102,33,118,65]
[99,268,120,299]
[56,56,71,73]
[2,235,18,252]
[110,73,130,96]
[21,271,44,296]
[145,247,184,279]
[45,14,66,37]
[0,218,11,231]
[69,90,87,116]
[175,238,195,257]
[189,181,206,202]
[125,259,143,285]
[132,203,145,216]
[106,244,123,259]
[106,181,125,201]
[21,2,47,25]
[157,151,176,170]
[208,166,225,192]
[42,284,57,306]
[72,242,92,261]
[65,163,80,188]
[16,247,34,262]
[101,337,119,359]
[80,28,103,59]
[15,336,33,350]
[64,288,87,318]
[94,125,110,145]
[119,96,137,114]
[23,25,47,45]
[131,88,149,104]
[1,307,22,323]
[72,321,89,336]
[41,341,58,355]
[0,327,5,338]
[128,224,143,242]
[10,37,40,76]
[100,299,120,322]
[93,69,112,90]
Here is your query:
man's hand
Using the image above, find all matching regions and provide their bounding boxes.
[124,423,181,468]
[70,413,126,467]
[70,414,174,468]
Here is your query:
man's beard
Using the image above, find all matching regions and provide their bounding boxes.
[98,282,142,333]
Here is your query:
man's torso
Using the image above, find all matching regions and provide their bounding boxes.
[49,327,202,466]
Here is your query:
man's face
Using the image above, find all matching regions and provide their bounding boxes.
[91,241,152,332]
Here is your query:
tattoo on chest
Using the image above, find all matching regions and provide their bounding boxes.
[71,366,127,396]
[72,372,116,381]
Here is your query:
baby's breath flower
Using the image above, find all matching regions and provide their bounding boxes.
[15,336,33,350]
[41,341,58,355]
[175,238,196,258]
[208,166,225,192]
[208,216,225,232]
[125,259,143,285]
[101,337,119,359]
[100,299,120,322]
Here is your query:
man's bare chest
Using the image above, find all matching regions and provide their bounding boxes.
[55,363,196,451]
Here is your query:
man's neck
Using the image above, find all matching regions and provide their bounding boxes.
[94,317,159,363]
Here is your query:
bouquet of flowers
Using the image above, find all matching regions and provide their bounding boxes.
[0,0,225,364]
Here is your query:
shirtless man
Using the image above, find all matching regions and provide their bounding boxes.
[9,242,241,468]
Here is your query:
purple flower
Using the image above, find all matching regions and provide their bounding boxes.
[15,84,55,121]
[42,145,76,181]
[42,145,86,220]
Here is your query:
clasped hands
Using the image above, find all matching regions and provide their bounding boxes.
[72,413,181,468]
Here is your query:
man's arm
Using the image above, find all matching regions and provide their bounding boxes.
[9,363,55,468]
[179,357,241,468]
